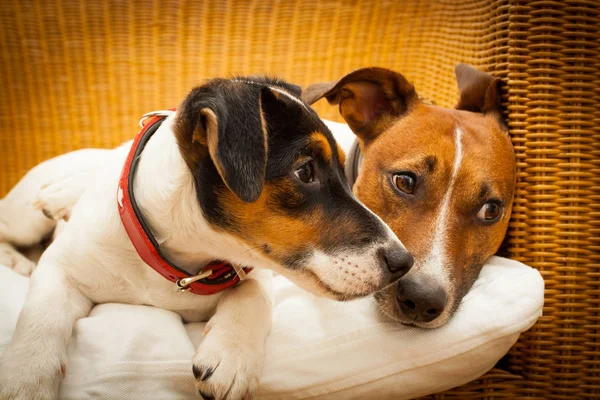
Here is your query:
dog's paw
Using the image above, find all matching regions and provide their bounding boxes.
[33,183,73,221]
[0,242,35,276]
[0,361,60,400]
[192,326,263,400]
[0,378,58,400]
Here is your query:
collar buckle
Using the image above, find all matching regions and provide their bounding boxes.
[138,110,176,128]
[175,269,213,292]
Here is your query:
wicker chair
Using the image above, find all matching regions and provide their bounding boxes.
[1,1,598,398]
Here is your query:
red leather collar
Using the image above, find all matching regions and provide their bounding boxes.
[117,111,252,295]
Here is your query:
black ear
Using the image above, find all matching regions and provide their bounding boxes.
[175,81,307,203]
[244,75,302,98]
[195,91,268,203]
[302,67,418,144]
[455,64,503,115]
[257,85,304,134]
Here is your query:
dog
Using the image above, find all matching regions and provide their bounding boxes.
[0,148,111,275]
[0,76,413,400]
[304,64,516,328]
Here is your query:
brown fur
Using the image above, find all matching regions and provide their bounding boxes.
[305,65,516,325]
[309,132,333,164]
[217,175,363,263]
[356,104,515,300]
[336,142,346,166]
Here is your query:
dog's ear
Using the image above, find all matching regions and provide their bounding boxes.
[455,64,503,115]
[176,82,307,202]
[192,91,268,203]
[302,67,418,143]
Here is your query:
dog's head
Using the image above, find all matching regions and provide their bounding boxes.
[173,76,413,300]
[304,65,515,325]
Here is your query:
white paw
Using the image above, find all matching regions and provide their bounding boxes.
[33,183,73,221]
[192,325,263,400]
[0,242,35,276]
[0,358,61,400]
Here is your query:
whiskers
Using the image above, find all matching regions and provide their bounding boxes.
[232,244,266,264]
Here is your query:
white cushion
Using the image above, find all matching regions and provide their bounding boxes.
[1,256,543,399]
[324,120,356,154]
[0,120,543,399]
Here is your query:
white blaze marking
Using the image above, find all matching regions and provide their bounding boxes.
[269,87,310,110]
[232,79,310,111]
[426,126,464,284]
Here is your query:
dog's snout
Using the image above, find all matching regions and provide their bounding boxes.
[379,245,413,282]
[396,278,447,323]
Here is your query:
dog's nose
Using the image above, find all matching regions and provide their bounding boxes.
[380,245,413,281]
[396,278,447,323]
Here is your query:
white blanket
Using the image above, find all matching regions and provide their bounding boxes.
[1,256,543,399]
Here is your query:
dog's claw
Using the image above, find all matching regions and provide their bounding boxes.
[34,181,75,221]
[193,364,216,382]
[192,328,261,400]
[41,208,54,220]
[202,367,215,381]
[32,198,57,220]
[193,365,202,380]
[198,389,215,400]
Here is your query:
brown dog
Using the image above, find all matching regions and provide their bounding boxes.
[303,65,516,328]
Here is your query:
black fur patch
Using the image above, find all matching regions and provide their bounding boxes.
[176,75,386,257]
[425,155,437,173]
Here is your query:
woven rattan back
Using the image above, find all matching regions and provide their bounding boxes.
[0,0,494,193]
[1,0,599,398]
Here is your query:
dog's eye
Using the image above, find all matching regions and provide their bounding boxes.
[477,201,503,222]
[392,173,416,194]
[294,161,315,183]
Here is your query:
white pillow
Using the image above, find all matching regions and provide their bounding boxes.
[324,120,356,154]
[0,256,543,400]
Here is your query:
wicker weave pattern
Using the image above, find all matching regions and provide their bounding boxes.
[0,0,493,194]
[497,2,599,399]
[1,1,599,398]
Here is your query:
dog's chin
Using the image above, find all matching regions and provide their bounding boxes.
[276,267,374,301]
[399,313,450,329]
[382,308,451,329]
[236,246,380,300]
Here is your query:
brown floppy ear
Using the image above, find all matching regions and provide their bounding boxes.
[302,67,418,143]
[455,64,503,115]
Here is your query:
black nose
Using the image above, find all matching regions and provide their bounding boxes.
[380,245,413,281]
[396,277,447,323]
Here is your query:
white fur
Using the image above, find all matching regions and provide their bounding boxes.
[0,111,404,400]
[309,199,408,297]
[428,127,463,273]
[0,148,109,247]
[269,87,309,110]
[418,125,464,323]
[0,148,110,277]
[310,247,384,297]
[34,167,104,221]
[0,242,36,276]
[0,114,276,400]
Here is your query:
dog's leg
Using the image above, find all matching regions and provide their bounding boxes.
[33,169,95,221]
[0,242,36,276]
[0,172,89,275]
[0,262,92,400]
[0,149,108,276]
[0,190,56,249]
[0,149,109,247]
[193,270,273,400]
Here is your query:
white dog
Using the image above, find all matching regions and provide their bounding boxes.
[0,76,412,400]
